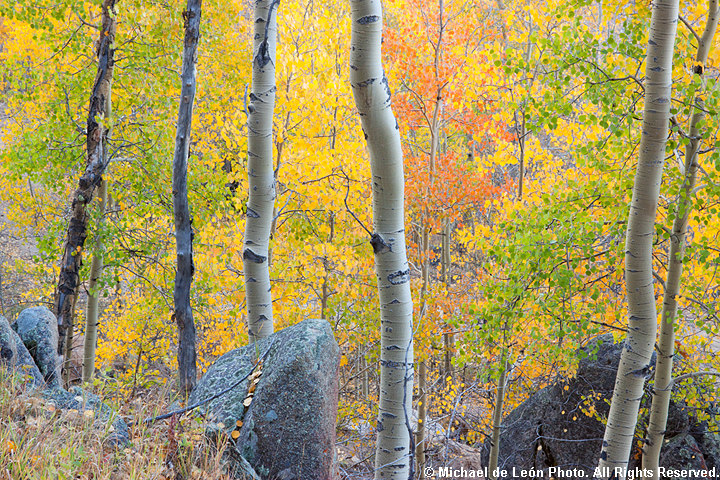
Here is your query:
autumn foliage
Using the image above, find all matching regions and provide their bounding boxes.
[1,0,720,476]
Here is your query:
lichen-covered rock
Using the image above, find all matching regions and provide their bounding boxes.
[13,307,61,387]
[0,314,44,386]
[223,448,261,480]
[42,386,130,445]
[666,400,692,437]
[191,318,340,480]
[660,434,707,473]
[0,315,17,361]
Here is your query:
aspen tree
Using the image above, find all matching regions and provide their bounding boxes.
[244,0,279,343]
[643,1,719,475]
[172,0,202,394]
[349,1,415,478]
[598,0,679,474]
[83,179,108,382]
[55,0,117,380]
[84,29,114,384]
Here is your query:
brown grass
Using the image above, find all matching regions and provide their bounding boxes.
[0,370,233,480]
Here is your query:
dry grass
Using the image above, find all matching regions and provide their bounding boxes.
[0,370,233,480]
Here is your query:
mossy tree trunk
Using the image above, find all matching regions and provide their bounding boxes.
[83,178,108,382]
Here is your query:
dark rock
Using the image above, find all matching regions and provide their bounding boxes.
[190,318,340,480]
[480,335,619,477]
[13,307,61,387]
[42,386,130,445]
[0,314,44,386]
[696,431,720,469]
[666,400,691,437]
[480,335,715,478]
[660,434,707,472]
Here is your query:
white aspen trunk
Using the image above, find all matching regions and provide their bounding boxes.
[349,2,415,478]
[244,0,279,343]
[643,2,718,475]
[172,0,202,394]
[598,0,679,475]
[83,178,108,382]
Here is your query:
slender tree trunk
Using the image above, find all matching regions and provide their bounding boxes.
[416,360,427,479]
[55,0,117,380]
[349,2,415,478]
[362,352,370,398]
[441,219,454,382]
[643,2,718,475]
[172,0,202,394]
[516,15,533,200]
[83,178,108,382]
[598,0,679,474]
[488,353,508,480]
[83,67,114,384]
[244,0,279,343]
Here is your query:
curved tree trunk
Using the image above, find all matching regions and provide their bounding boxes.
[55,0,117,382]
[244,0,279,343]
[643,1,718,475]
[598,0,679,475]
[349,1,415,478]
[172,0,203,395]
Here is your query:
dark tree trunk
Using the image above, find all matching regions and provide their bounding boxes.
[172,0,202,394]
[55,0,117,376]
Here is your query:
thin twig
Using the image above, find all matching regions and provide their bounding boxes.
[679,15,701,43]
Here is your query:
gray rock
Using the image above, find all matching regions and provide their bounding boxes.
[660,434,707,472]
[14,307,61,387]
[42,386,130,446]
[0,315,17,361]
[223,447,262,480]
[0,314,44,386]
[190,318,340,480]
